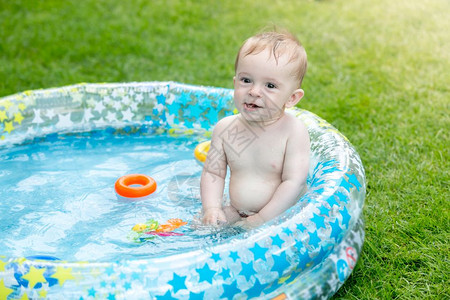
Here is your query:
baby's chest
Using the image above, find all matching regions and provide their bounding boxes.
[225,135,287,172]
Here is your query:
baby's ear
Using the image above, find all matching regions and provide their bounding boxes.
[286,89,304,108]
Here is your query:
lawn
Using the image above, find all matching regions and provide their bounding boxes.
[0,0,448,298]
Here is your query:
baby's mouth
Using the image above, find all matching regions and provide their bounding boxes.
[244,103,262,109]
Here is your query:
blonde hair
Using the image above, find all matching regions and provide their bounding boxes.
[235,30,307,87]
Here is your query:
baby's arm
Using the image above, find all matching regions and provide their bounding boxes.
[200,121,229,225]
[246,121,310,226]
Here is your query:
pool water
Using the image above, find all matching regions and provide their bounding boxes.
[0,131,240,262]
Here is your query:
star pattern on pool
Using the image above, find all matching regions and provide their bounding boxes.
[196,264,215,284]
[168,273,187,293]
[2,158,362,299]
[7,84,234,142]
[249,242,269,261]
[0,97,27,138]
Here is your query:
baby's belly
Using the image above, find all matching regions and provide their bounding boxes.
[229,174,280,213]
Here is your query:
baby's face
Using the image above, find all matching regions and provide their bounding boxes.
[234,48,299,125]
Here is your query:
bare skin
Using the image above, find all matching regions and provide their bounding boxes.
[201,46,310,228]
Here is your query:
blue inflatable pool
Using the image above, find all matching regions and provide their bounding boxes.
[0,82,365,299]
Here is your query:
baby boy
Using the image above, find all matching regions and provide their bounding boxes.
[201,30,310,228]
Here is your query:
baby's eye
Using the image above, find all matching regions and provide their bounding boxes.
[240,77,252,84]
[266,83,277,89]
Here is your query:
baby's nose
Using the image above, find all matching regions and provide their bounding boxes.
[249,85,262,97]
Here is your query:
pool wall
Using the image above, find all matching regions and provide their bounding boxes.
[0,82,365,299]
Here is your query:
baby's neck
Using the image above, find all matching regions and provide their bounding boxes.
[240,112,286,128]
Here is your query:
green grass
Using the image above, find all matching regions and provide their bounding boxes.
[1,0,448,298]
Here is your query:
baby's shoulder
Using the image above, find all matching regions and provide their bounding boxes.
[213,114,239,131]
[281,114,310,153]
[280,114,310,146]
[209,115,240,141]
[283,113,308,132]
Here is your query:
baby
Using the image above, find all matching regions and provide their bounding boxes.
[201,30,310,228]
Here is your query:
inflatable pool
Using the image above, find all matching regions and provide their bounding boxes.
[0,82,365,299]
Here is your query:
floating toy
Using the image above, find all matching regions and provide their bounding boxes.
[129,218,187,242]
[146,231,184,237]
[115,174,157,198]
[194,140,211,163]
[132,219,159,232]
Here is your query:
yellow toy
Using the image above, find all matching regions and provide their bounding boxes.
[129,218,187,242]
[194,140,210,163]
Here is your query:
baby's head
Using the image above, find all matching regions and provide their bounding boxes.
[235,30,307,88]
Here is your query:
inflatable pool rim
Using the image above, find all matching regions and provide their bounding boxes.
[0,81,365,299]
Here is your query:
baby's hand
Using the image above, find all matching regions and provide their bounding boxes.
[202,207,227,226]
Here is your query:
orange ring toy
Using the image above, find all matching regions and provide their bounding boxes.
[115,174,157,198]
